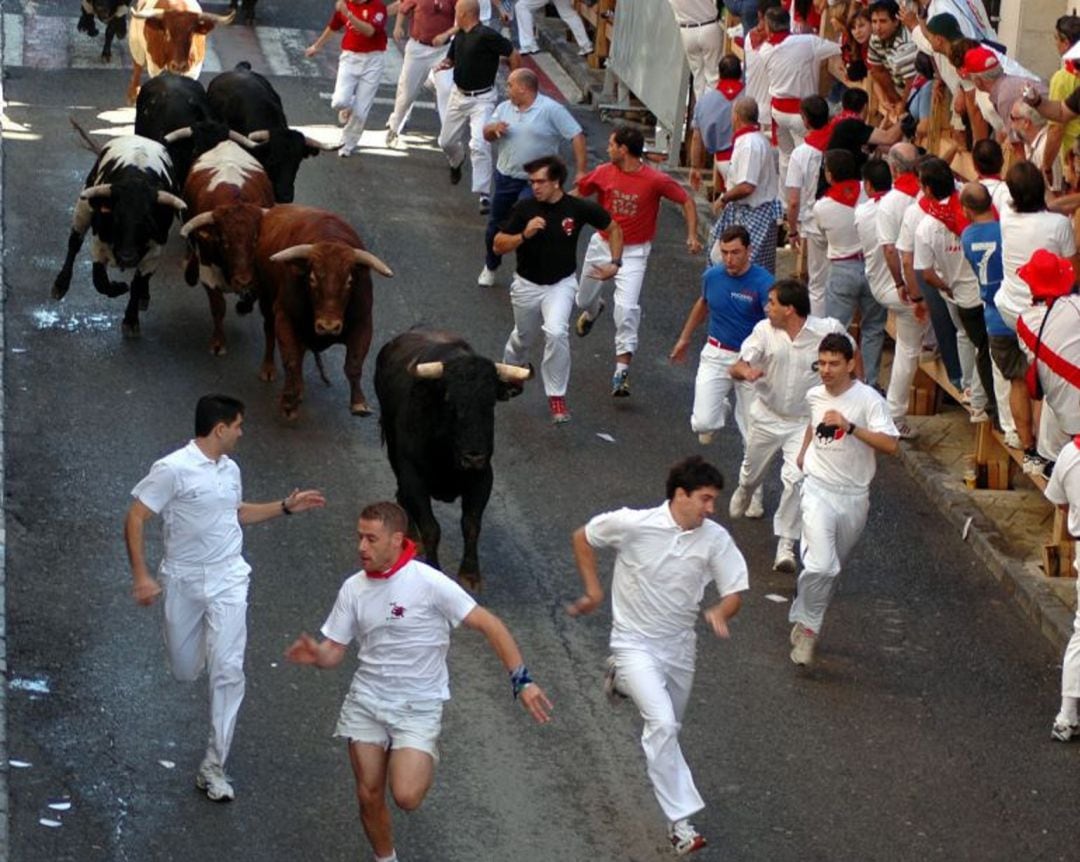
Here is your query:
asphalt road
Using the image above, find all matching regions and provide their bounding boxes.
[2,18,1079,862]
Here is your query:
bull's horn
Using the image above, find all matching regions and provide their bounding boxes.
[300,132,341,151]
[198,10,236,25]
[351,249,393,277]
[157,191,187,211]
[247,130,271,143]
[227,129,258,149]
[494,362,533,383]
[413,362,445,380]
[131,7,165,19]
[180,211,215,237]
[163,127,193,143]
[80,184,112,200]
[269,244,315,263]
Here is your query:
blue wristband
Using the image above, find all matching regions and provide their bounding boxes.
[509,664,533,699]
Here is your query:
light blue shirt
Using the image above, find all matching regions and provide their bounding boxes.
[491,93,582,179]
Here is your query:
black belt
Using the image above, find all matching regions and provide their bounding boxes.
[680,17,718,28]
[457,85,493,97]
[416,38,436,47]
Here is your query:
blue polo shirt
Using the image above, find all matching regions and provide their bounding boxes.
[702,263,773,347]
[961,221,1011,338]
[491,94,582,179]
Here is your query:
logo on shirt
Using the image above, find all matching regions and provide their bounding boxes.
[561,217,576,235]
[373,12,384,23]
[387,602,406,620]
[609,189,640,219]
[815,422,847,444]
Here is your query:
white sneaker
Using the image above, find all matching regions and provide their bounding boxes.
[969,407,990,424]
[728,485,750,518]
[196,759,235,802]
[385,127,400,148]
[696,431,714,445]
[477,266,496,287]
[1002,430,1023,449]
[790,624,817,666]
[1022,452,1049,475]
[745,486,765,519]
[773,539,797,573]
[1051,716,1079,742]
[668,819,707,855]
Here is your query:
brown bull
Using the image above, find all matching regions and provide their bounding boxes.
[180,140,275,355]
[254,205,393,419]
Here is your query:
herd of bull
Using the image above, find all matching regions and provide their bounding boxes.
[54,4,537,591]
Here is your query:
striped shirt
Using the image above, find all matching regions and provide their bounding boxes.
[867,26,918,92]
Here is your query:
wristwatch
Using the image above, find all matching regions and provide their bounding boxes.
[610,258,623,267]
[847,422,856,435]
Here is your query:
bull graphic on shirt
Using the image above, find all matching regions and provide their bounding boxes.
[388,602,406,620]
[561,217,575,235]
[815,422,847,444]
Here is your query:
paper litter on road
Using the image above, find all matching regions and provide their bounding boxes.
[9,760,32,768]
[764,594,788,603]
[39,818,62,828]
[157,760,176,770]
[9,676,50,694]
[48,799,72,812]
[270,662,278,668]
[962,516,973,541]
[596,433,616,443]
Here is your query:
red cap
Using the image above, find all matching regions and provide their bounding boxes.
[1018,249,1076,301]
[959,46,1000,78]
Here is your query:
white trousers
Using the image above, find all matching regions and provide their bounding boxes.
[803,228,828,318]
[789,477,869,633]
[772,109,805,199]
[576,235,651,357]
[737,404,807,541]
[1063,562,1080,699]
[690,343,754,437]
[504,273,577,396]
[885,308,929,421]
[331,50,386,151]
[679,23,722,100]
[516,0,592,53]
[439,87,497,195]
[387,39,450,134]
[162,558,250,768]
[610,630,704,824]
[945,300,987,410]
[993,362,1017,435]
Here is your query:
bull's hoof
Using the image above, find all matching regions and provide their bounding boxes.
[351,401,372,417]
[126,88,139,107]
[101,51,112,64]
[78,17,98,36]
[457,572,482,594]
[52,273,72,301]
[138,293,150,311]
[121,320,141,339]
[258,364,276,383]
[282,407,300,421]
[97,281,129,298]
[210,341,227,356]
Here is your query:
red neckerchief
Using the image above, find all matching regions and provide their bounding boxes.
[868,190,888,202]
[732,123,761,144]
[767,30,789,45]
[804,121,834,151]
[748,27,767,50]
[825,179,862,207]
[1074,434,1080,448]
[894,173,920,197]
[919,192,970,236]
[365,538,417,579]
[717,79,744,100]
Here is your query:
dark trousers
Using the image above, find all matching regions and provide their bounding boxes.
[485,171,532,270]
[955,302,998,414]
[920,273,962,384]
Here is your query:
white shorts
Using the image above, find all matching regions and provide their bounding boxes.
[335,692,444,762]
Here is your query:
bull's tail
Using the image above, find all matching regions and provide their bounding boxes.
[313,352,331,386]
[69,117,102,156]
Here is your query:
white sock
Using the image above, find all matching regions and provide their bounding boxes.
[375,852,398,862]
[615,362,629,374]
[1060,696,1079,725]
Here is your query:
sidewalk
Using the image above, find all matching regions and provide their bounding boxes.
[534,15,1078,655]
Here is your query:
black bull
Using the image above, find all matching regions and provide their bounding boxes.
[374,330,531,591]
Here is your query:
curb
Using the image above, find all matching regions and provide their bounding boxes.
[0,22,10,862]
[896,443,1074,655]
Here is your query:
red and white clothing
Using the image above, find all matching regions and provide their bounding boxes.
[1043,440,1080,722]
[585,501,748,823]
[1018,297,1080,458]
[785,135,827,314]
[876,176,920,250]
[812,183,866,261]
[575,163,689,357]
[790,382,898,634]
[668,0,723,99]
[328,1,390,155]
[997,209,1077,329]
[386,0,458,136]
[743,29,773,136]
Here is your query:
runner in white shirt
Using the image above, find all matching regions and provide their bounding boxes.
[741,14,774,141]
[668,0,724,100]
[784,95,831,317]
[790,334,899,667]
[857,157,926,440]
[728,279,851,573]
[759,7,840,194]
[913,156,994,419]
[287,501,551,862]
[125,394,326,802]
[567,456,748,857]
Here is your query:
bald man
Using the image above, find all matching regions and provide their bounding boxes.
[479,67,587,285]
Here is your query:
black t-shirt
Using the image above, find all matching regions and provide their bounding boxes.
[815,118,875,198]
[448,24,513,91]
[502,194,612,284]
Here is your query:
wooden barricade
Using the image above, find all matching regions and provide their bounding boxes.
[572,0,615,69]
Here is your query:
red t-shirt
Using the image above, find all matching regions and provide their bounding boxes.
[400,0,456,44]
[576,163,689,245]
[329,1,388,53]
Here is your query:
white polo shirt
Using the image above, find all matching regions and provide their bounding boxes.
[980,177,1012,215]
[667,0,718,25]
[913,213,982,308]
[895,200,927,256]
[729,130,779,209]
[322,559,478,703]
[785,142,824,231]
[743,35,772,131]
[877,185,917,247]
[761,34,840,101]
[997,208,1076,326]
[812,193,866,259]
[131,441,246,569]
[856,197,902,309]
[585,502,748,640]
[1017,296,1080,438]
[739,315,850,420]
[804,381,899,491]
[1045,439,1080,537]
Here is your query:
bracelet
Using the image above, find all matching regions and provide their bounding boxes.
[848,422,856,435]
[281,499,293,516]
[911,296,925,303]
[509,664,533,699]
